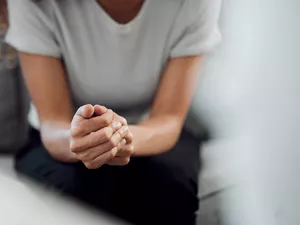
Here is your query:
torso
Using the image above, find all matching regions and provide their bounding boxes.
[26,0,205,127]
[5,0,222,132]
[43,0,187,124]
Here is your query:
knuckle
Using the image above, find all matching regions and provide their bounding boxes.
[121,117,127,125]
[126,132,133,142]
[120,140,126,149]
[118,129,126,138]
[102,116,111,126]
[70,140,80,152]
[117,144,123,152]
[117,131,124,140]
[80,119,89,128]
[107,109,114,115]
[108,138,117,148]
[107,109,114,119]
[108,149,117,160]
[103,127,113,141]
[127,145,134,155]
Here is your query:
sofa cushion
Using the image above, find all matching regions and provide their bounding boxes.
[0,26,30,153]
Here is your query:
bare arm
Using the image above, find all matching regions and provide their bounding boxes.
[20,52,203,160]
[20,53,129,166]
[130,56,204,156]
[19,53,77,162]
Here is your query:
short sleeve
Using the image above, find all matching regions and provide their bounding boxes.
[170,0,222,58]
[5,0,60,57]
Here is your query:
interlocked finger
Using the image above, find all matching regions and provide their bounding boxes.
[70,123,125,153]
[116,144,134,157]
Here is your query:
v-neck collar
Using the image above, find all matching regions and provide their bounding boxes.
[92,0,150,33]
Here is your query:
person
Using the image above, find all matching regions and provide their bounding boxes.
[5,0,221,224]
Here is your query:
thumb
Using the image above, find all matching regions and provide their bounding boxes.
[76,104,94,119]
[93,105,107,116]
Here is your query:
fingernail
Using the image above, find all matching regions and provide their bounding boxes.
[120,126,128,135]
[112,121,122,129]
[121,139,127,145]
[122,126,129,132]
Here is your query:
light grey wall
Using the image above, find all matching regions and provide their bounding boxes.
[192,0,300,224]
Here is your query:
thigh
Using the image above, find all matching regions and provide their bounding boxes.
[118,129,202,225]
[14,129,122,213]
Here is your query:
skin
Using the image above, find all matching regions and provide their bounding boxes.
[97,0,144,24]
[0,0,8,28]
[18,0,205,168]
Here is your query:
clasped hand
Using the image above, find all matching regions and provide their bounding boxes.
[70,104,134,169]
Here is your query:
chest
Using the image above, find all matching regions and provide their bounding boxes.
[51,0,178,107]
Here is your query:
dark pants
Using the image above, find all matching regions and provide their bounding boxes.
[15,128,202,225]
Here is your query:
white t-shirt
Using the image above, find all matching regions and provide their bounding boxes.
[6,0,221,129]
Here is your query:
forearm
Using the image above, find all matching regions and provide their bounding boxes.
[129,115,183,156]
[40,121,79,163]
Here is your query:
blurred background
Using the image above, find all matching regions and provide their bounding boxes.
[194,0,300,224]
[0,0,299,224]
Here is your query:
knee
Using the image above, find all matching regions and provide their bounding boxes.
[45,165,80,194]
[150,155,199,194]
[15,148,80,194]
[161,170,199,214]
[141,170,199,225]
[143,157,199,214]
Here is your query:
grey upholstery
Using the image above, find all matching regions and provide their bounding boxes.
[0,28,30,153]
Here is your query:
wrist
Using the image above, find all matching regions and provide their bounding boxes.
[130,117,182,156]
[41,123,79,163]
[56,129,80,163]
[129,124,177,156]
[128,125,154,156]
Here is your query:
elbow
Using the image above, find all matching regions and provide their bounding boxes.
[40,126,53,151]
[40,129,59,159]
[39,122,57,151]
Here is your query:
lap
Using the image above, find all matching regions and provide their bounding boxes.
[15,143,121,212]
[15,128,202,225]
[117,130,201,224]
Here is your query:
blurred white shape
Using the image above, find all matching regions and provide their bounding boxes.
[192,0,300,224]
[0,172,127,225]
